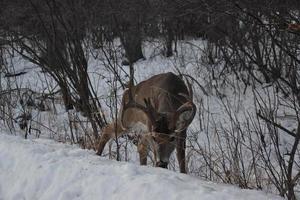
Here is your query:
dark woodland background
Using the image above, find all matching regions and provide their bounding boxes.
[1,1,300,199]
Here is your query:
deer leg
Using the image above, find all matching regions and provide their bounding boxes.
[176,130,187,173]
[96,122,125,156]
[137,136,148,165]
[96,132,112,156]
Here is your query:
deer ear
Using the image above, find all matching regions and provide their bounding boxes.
[174,102,196,133]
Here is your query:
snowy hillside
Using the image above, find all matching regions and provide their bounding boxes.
[0,133,282,200]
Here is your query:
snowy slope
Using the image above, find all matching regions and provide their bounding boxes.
[0,134,282,200]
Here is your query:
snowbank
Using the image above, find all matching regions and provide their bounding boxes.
[0,134,282,200]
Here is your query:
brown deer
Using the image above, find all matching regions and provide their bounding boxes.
[96,72,196,173]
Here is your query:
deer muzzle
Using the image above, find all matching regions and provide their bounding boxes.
[156,161,168,168]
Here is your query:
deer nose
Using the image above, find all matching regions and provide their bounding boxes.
[156,161,168,168]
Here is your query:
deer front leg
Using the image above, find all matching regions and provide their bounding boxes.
[176,130,187,173]
[137,135,148,165]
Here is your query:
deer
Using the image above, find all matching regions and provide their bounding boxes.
[96,72,196,173]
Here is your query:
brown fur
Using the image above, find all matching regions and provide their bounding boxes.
[97,72,196,173]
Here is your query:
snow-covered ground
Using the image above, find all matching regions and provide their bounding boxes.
[1,39,298,198]
[0,133,282,200]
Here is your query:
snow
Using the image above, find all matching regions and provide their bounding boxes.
[0,133,282,200]
[1,39,297,198]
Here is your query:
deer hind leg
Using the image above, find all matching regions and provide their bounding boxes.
[96,131,112,156]
[176,130,187,173]
[97,123,123,155]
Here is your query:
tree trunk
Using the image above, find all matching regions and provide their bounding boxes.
[165,20,174,57]
[121,25,144,64]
